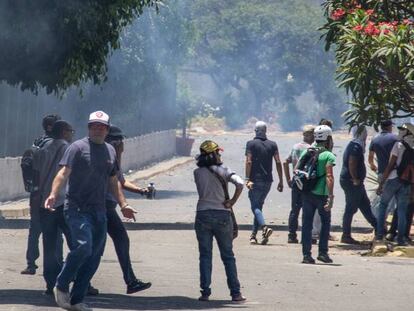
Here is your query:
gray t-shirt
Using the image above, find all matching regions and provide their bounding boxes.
[106,169,126,205]
[60,137,118,214]
[33,139,68,208]
[194,165,243,212]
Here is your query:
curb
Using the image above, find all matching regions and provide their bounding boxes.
[0,156,193,218]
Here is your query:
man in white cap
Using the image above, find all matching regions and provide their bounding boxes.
[45,111,131,311]
[245,121,283,245]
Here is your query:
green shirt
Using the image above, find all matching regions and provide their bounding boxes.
[300,145,336,196]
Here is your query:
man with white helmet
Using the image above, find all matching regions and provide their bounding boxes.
[299,125,336,264]
[245,121,283,245]
[376,123,414,246]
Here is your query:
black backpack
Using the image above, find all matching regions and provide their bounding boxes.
[293,147,325,192]
[21,136,52,193]
[397,141,414,185]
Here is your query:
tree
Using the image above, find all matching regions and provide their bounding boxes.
[0,0,160,94]
[321,0,414,128]
[188,0,345,130]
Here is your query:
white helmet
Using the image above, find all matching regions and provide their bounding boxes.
[314,125,332,141]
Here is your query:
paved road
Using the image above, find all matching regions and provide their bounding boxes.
[0,132,413,311]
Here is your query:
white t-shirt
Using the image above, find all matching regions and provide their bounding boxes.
[387,141,406,180]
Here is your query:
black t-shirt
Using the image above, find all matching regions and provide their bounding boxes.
[340,141,366,181]
[245,137,278,182]
[60,137,118,214]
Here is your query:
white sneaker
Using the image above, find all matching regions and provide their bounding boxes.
[70,303,93,311]
[53,287,71,310]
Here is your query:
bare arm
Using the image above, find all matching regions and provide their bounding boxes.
[283,158,292,187]
[348,155,360,185]
[274,153,284,192]
[122,179,148,194]
[225,175,244,208]
[324,165,334,211]
[368,150,377,172]
[245,154,253,189]
[109,175,127,208]
[377,155,398,194]
[44,166,71,211]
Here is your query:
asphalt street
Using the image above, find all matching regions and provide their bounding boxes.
[0,131,413,311]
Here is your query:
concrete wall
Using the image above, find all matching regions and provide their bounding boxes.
[0,130,176,202]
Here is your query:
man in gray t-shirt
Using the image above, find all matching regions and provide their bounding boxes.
[34,120,72,294]
[45,111,130,310]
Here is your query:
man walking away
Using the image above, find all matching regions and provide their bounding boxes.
[368,120,398,240]
[21,114,61,275]
[34,120,74,295]
[245,121,283,245]
[283,125,315,243]
[340,126,377,244]
[376,123,414,246]
[45,111,130,311]
[300,125,336,264]
[105,125,152,294]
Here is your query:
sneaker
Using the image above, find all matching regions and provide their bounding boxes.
[198,294,209,301]
[302,255,315,264]
[340,235,360,245]
[249,234,258,244]
[69,303,93,311]
[86,285,99,296]
[20,267,36,275]
[261,226,273,245]
[53,287,71,310]
[127,279,152,294]
[397,240,409,247]
[317,253,333,263]
[231,293,246,303]
[288,235,299,244]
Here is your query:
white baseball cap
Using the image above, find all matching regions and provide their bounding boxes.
[88,111,110,126]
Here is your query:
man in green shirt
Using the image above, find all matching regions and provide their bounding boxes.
[300,125,336,264]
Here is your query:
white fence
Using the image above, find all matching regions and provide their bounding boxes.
[0,130,176,202]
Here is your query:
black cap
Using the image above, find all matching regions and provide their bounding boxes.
[380,120,394,128]
[107,125,125,140]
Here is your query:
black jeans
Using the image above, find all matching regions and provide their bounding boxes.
[25,193,42,268]
[288,185,303,237]
[40,205,67,291]
[106,200,137,285]
[340,179,377,236]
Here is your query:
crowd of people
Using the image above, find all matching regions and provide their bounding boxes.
[18,112,414,310]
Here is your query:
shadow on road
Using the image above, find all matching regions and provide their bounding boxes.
[0,289,244,310]
[0,219,374,234]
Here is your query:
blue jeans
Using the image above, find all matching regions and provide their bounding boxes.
[248,181,272,234]
[288,185,302,237]
[340,179,377,236]
[40,205,70,291]
[302,193,331,257]
[56,208,107,305]
[106,200,137,285]
[376,178,410,242]
[195,210,241,297]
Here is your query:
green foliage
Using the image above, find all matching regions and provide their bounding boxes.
[0,0,160,94]
[321,0,414,128]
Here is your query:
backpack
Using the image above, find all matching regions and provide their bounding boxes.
[292,147,325,192]
[397,141,414,184]
[20,136,52,193]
